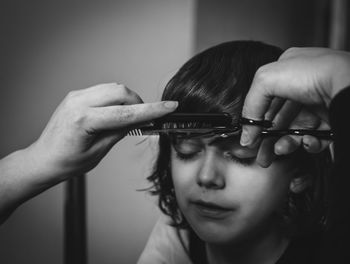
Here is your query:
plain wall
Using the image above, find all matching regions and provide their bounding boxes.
[195,0,327,52]
[0,1,195,263]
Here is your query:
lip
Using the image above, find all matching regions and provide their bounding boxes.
[191,200,234,219]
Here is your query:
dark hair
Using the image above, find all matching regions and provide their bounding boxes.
[147,40,331,236]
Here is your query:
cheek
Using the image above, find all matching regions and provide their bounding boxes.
[231,163,293,215]
[170,154,199,204]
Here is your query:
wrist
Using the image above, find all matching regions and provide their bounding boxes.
[25,142,74,185]
[0,148,60,215]
[9,147,63,192]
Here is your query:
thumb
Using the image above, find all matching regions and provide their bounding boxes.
[241,70,274,147]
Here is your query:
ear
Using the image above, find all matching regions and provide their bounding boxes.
[289,175,310,194]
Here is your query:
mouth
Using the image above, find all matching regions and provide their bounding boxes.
[191,200,234,219]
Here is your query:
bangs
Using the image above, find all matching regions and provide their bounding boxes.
[161,41,282,126]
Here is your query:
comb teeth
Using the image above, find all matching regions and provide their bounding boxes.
[161,122,213,129]
[127,128,163,136]
[127,129,143,136]
[127,113,237,137]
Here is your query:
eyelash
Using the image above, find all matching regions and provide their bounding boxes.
[223,152,255,166]
[175,151,200,161]
[174,150,255,166]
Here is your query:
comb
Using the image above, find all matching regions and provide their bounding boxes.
[127,113,334,140]
[127,113,240,137]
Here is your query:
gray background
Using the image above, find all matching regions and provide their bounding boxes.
[0,0,327,263]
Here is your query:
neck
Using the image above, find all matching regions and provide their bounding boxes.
[205,224,289,264]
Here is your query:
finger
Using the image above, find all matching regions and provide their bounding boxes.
[302,137,330,153]
[272,101,302,129]
[264,97,285,122]
[241,66,275,147]
[272,105,324,155]
[87,101,178,132]
[279,47,326,61]
[273,108,320,155]
[274,114,330,155]
[72,83,144,106]
[274,135,301,155]
[302,120,332,153]
[302,136,322,153]
[276,133,329,155]
[256,137,277,168]
[305,104,330,124]
[255,101,301,167]
[289,108,322,130]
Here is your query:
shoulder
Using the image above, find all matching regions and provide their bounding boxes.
[137,214,193,264]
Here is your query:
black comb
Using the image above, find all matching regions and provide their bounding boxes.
[127,113,240,137]
[127,113,334,140]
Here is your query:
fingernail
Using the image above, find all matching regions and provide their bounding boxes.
[274,146,282,155]
[163,101,178,109]
[240,128,251,146]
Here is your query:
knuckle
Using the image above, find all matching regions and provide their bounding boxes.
[63,90,82,107]
[116,84,129,94]
[66,90,80,99]
[116,84,135,99]
[130,92,143,103]
[281,47,299,59]
[64,89,85,105]
[254,65,270,84]
[70,108,88,127]
[285,47,299,53]
[116,84,142,103]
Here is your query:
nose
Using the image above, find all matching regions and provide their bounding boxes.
[196,150,225,189]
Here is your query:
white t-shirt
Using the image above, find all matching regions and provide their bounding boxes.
[137,215,194,264]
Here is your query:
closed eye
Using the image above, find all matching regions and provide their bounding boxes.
[223,151,256,166]
[171,138,203,162]
[174,151,201,161]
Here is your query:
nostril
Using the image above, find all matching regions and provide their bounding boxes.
[197,177,220,188]
[196,160,225,189]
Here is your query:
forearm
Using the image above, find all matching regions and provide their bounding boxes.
[0,147,61,224]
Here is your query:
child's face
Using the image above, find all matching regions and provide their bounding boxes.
[170,136,297,244]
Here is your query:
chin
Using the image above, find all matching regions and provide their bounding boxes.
[190,221,245,245]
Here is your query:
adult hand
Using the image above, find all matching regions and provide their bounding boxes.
[26,83,178,181]
[240,47,350,167]
[0,83,178,223]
